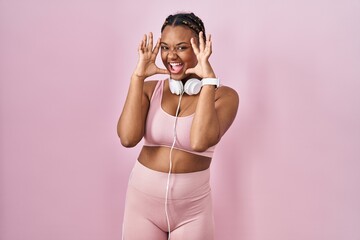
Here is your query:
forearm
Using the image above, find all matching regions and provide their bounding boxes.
[190,85,220,151]
[117,75,147,147]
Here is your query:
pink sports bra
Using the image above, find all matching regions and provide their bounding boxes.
[143,79,216,158]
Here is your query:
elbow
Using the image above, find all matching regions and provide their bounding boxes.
[119,138,138,148]
[118,132,141,148]
[117,127,142,148]
[191,144,209,153]
[191,140,211,153]
[191,135,220,152]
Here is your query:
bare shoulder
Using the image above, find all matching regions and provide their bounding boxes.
[143,79,162,100]
[213,85,239,136]
[215,85,240,119]
[215,85,239,103]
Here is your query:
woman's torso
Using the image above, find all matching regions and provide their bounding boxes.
[138,79,213,173]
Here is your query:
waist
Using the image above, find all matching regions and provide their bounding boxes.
[138,145,212,173]
[143,141,215,158]
[129,159,211,199]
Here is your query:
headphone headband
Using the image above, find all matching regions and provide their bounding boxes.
[169,78,202,95]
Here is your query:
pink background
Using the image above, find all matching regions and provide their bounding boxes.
[1,0,359,239]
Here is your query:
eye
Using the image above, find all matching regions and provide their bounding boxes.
[161,46,169,51]
[177,46,187,51]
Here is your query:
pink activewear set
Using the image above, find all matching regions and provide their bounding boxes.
[122,79,217,240]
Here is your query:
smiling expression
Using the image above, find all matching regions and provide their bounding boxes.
[160,25,198,80]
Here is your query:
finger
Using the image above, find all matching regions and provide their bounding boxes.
[205,34,212,54]
[140,34,146,52]
[157,68,170,75]
[207,34,211,43]
[148,32,153,51]
[138,41,143,54]
[185,68,195,75]
[152,38,161,57]
[199,31,205,52]
[190,37,199,55]
[138,35,146,53]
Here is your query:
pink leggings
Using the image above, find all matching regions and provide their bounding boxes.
[122,160,214,240]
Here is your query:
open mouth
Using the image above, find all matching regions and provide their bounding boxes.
[168,62,184,74]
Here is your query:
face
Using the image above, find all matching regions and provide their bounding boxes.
[160,25,198,80]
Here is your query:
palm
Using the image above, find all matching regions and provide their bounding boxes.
[186,32,215,78]
[137,53,158,77]
[134,32,169,78]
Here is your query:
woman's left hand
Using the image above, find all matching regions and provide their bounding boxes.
[185,32,216,78]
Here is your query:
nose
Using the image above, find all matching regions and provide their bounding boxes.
[167,48,178,59]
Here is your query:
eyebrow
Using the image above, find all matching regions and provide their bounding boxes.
[160,42,190,45]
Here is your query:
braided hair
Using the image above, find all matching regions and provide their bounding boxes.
[161,12,206,40]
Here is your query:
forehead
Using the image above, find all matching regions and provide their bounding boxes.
[161,25,196,44]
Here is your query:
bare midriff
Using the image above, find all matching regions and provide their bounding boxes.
[138,145,212,173]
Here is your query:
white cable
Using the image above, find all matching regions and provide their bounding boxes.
[165,92,183,240]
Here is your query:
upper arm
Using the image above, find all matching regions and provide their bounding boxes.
[141,80,158,128]
[117,80,157,147]
[214,86,239,138]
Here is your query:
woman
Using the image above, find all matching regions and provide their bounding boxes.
[117,12,239,240]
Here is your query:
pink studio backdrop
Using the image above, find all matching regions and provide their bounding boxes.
[1,0,359,240]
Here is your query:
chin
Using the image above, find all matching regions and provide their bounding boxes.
[170,76,181,80]
[169,74,183,80]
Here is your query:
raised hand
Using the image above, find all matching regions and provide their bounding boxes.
[133,32,169,78]
[185,32,216,78]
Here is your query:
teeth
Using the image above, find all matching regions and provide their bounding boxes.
[169,62,182,66]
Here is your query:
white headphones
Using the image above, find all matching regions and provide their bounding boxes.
[169,78,220,96]
[169,78,202,95]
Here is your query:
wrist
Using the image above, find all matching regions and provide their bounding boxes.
[202,66,216,78]
[202,72,216,79]
[131,73,146,82]
[202,77,220,88]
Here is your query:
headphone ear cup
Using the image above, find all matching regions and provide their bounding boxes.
[169,79,183,95]
[184,78,202,95]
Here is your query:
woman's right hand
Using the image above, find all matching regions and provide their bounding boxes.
[133,32,169,79]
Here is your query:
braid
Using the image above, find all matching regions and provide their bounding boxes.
[187,13,205,34]
[161,12,206,40]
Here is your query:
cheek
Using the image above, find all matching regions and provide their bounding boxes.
[184,52,197,66]
[161,52,167,65]
[181,49,195,60]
